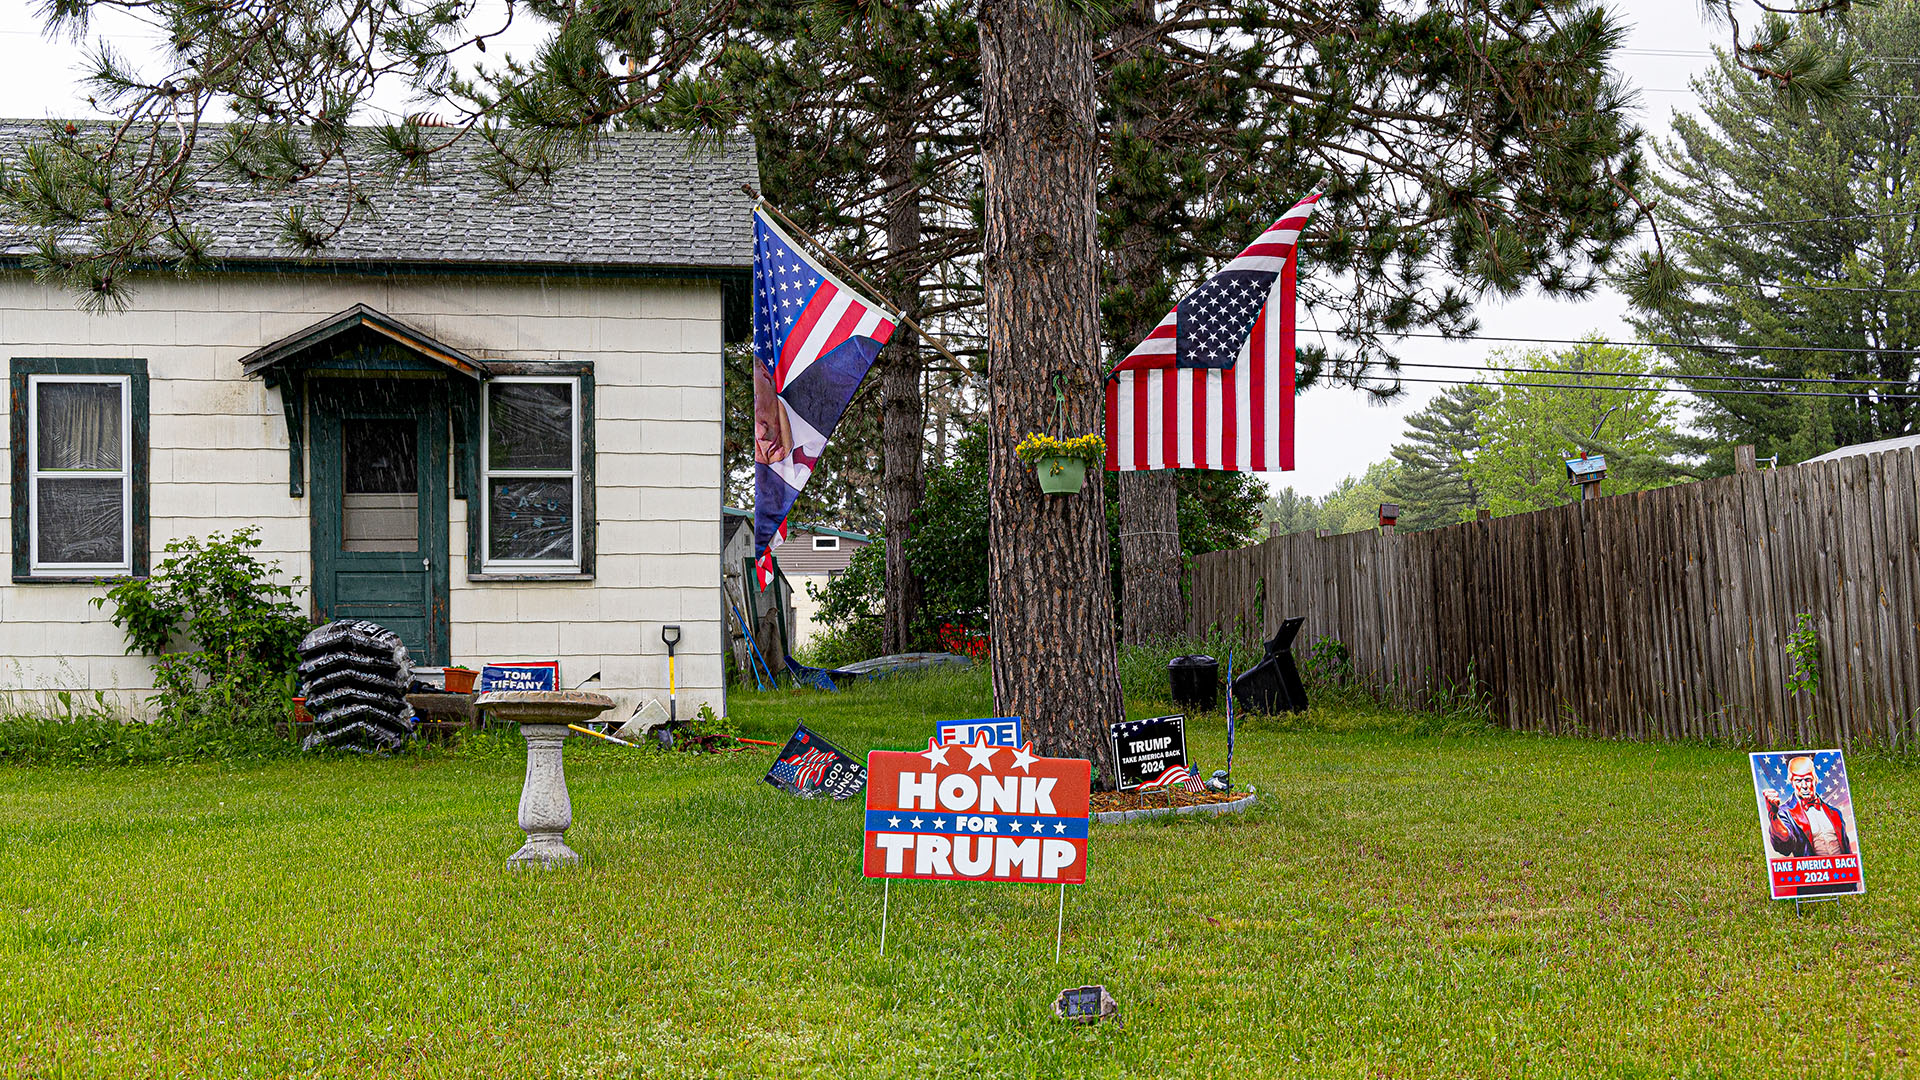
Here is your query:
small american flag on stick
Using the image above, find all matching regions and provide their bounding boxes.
[1105,192,1323,473]
[1139,764,1195,791]
[770,747,837,789]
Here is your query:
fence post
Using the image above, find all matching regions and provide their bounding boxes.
[1734,444,1758,474]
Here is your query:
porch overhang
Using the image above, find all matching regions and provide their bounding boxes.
[239,303,491,381]
[242,304,491,498]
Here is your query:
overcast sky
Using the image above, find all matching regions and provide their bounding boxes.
[0,2,1721,498]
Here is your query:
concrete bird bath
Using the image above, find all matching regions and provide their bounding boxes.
[476,690,617,869]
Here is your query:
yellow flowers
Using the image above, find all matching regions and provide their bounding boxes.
[1014,433,1105,468]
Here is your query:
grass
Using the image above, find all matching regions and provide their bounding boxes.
[2,668,1916,1077]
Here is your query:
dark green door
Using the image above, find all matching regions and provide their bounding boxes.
[310,378,450,666]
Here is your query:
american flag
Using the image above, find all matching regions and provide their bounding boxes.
[751,209,896,588]
[770,747,838,789]
[1139,764,1194,791]
[1105,192,1323,472]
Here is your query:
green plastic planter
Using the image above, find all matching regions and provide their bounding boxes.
[1036,455,1088,495]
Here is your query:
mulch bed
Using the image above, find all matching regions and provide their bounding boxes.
[1089,788,1250,813]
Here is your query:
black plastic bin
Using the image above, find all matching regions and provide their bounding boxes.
[1168,654,1220,712]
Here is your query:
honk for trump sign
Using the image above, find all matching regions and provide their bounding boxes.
[863,736,1091,884]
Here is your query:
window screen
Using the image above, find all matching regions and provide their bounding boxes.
[482,379,579,569]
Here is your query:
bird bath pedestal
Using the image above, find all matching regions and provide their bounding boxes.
[476,690,617,869]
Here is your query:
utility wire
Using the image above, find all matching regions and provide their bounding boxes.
[1339,374,1920,401]
[1389,330,1920,358]
[1384,358,1910,389]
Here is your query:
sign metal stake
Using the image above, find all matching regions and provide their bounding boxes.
[881,877,891,956]
[1795,894,1842,916]
[1055,884,1066,962]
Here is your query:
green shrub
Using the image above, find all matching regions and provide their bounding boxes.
[73,527,311,761]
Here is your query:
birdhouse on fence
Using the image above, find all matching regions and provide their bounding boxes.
[1566,453,1607,500]
[1378,503,1399,530]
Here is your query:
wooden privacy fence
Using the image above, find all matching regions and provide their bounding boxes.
[1187,449,1920,748]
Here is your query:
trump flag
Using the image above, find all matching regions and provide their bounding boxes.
[751,209,896,587]
[1105,192,1323,473]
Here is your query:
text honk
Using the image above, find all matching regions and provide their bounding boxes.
[896,771,1058,815]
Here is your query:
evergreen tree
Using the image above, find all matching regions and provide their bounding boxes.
[1628,1,1920,471]
[1385,383,1494,531]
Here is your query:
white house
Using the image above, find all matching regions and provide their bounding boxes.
[777,522,872,648]
[0,124,756,718]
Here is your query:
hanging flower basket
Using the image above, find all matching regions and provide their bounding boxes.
[1016,433,1105,496]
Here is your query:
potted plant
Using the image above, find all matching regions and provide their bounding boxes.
[1015,433,1105,495]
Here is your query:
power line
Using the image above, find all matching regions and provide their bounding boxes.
[1386,358,1908,389]
[1665,207,1920,231]
[1339,374,1920,401]
[1390,330,1920,358]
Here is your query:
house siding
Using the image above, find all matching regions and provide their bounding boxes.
[781,530,870,649]
[0,271,724,717]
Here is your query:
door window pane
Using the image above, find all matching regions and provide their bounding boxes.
[36,477,125,564]
[343,419,419,494]
[341,419,419,551]
[488,479,575,561]
[488,383,573,470]
[37,383,123,470]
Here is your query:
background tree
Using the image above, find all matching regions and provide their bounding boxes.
[1261,487,1323,538]
[1315,461,1402,535]
[1629,1,1920,472]
[1384,383,1494,531]
[1091,0,1652,642]
[1465,342,1687,515]
[703,1,981,653]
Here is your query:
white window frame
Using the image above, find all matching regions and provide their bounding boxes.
[480,375,582,573]
[28,373,132,577]
[813,535,840,551]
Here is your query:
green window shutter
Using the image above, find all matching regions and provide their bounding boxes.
[9,357,150,583]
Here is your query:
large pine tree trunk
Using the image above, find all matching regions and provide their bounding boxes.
[880,107,926,655]
[1118,471,1184,643]
[980,0,1123,782]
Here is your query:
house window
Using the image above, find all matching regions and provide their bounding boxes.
[813,535,839,551]
[10,359,149,581]
[481,376,582,572]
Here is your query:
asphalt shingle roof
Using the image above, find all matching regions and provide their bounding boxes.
[0,122,757,271]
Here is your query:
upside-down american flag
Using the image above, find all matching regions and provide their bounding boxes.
[1105,192,1323,472]
[751,209,896,587]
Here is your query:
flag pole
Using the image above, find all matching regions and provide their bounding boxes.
[743,184,967,368]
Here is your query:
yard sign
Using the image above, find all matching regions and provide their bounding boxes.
[478,661,560,693]
[1750,749,1866,901]
[863,735,1090,884]
[1109,714,1189,791]
[934,716,1023,748]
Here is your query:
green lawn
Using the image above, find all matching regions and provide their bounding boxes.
[2,671,1914,1078]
